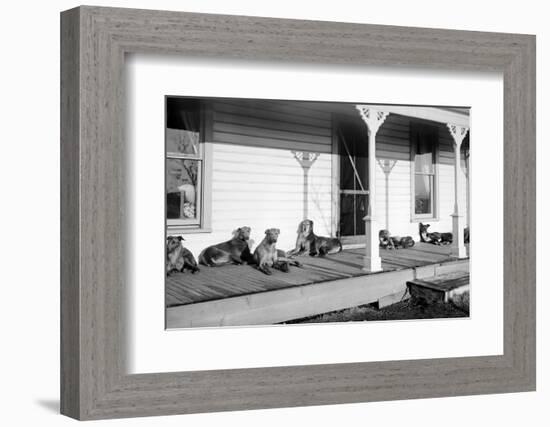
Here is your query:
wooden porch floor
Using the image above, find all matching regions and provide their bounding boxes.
[166,242,461,308]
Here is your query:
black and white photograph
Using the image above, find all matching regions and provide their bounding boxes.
[165,97,471,328]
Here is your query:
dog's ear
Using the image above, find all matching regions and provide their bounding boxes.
[178,236,184,241]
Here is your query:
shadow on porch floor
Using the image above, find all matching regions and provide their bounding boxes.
[166,242,460,308]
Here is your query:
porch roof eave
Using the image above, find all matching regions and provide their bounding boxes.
[358,104,470,128]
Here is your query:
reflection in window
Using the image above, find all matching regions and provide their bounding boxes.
[166,98,202,227]
[415,174,433,215]
[412,124,437,218]
[166,158,200,220]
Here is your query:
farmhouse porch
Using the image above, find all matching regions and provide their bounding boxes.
[354,105,470,271]
[166,242,469,328]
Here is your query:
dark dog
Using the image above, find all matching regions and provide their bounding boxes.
[198,227,253,267]
[166,236,199,275]
[379,229,415,249]
[287,219,342,257]
[379,229,396,249]
[253,228,301,275]
[394,236,415,249]
[418,223,453,245]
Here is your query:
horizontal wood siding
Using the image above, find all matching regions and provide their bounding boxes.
[179,100,333,258]
[173,103,469,258]
[375,115,468,239]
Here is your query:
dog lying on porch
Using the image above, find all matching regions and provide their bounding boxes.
[379,229,415,249]
[166,236,200,275]
[198,226,254,267]
[418,223,453,245]
[253,228,302,275]
[287,219,342,257]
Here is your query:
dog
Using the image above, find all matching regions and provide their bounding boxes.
[166,236,199,275]
[253,228,301,275]
[418,223,453,245]
[379,229,415,249]
[198,227,253,267]
[287,219,342,257]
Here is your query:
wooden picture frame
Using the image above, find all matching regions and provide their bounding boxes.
[60,6,536,420]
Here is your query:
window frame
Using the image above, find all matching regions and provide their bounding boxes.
[165,99,213,234]
[410,123,439,222]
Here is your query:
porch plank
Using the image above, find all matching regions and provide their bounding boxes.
[166,243,462,307]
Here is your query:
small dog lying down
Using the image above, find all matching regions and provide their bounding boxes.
[199,227,253,267]
[287,219,342,257]
[379,229,415,249]
[166,236,199,275]
[418,223,453,245]
[253,228,301,275]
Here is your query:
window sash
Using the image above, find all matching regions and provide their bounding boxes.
[167,158,202,227]
[414,172,434,217]
[411,124,437,220]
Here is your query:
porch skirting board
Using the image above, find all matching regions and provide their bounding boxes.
[167,259,469,328]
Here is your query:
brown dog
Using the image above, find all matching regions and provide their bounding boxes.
[253,228,301,275]
[379,229,396,249]
[419,223,452,245]
[287,219,342,257]
[464,226,470,244]
[379,229,415,249]
[198,227,253,267]
[166,236,199,275]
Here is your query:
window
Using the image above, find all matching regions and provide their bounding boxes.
[166,98,205,230]
[411,124,438,219]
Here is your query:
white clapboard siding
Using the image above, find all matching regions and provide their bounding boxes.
[374,115,468,239]
[179,101,333,258]
[175,103,469,259]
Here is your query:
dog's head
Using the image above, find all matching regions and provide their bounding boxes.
[418,223,431,240]
[297,219,313,235]
[379,229,390,239]
[233,226,251,241]
[166,235,184,254]
[264,228,280,244]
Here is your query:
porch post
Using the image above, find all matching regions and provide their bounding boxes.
[356,106,388,272]
[446,123,469,259]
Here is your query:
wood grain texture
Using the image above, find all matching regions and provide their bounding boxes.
[60,5,536,420]
[60,7,80,419]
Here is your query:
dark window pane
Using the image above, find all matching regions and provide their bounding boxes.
[340,193,368,236]
[415,174,432,215]
[166,159,200,220]
[338,121,368,191]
